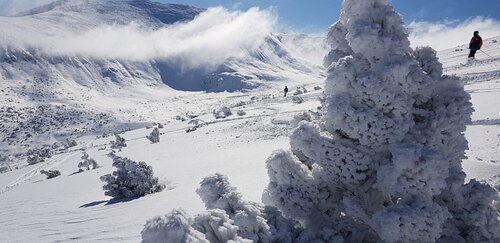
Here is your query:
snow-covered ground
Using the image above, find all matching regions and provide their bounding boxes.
[438,39,500,181]
[0,1,499,242]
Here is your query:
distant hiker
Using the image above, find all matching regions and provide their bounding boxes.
[468,31,483,58]
[284,86,289,97]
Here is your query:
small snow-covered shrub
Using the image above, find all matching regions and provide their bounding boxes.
[175,112,198,122]
[291,96,303,104]
[78,152,98,170]
[192,210,249,243]
[147,127,160,144]
[237,110,246,116]
[188,119,206,128]
[232,100,248,108]
[142,174,298,242]
[289,111,312,128]
[213,106,232,119]
[40,169,61,179]
[186,119,207,133]
[0,155,10,172]
[174,115,186,122]
[26,147,52,165]
[0,167,8,173]
[64,139,78,148]
[110,134,127,150]
[141,209,208,243]
[100,153,164,199]
[293,86,308,96]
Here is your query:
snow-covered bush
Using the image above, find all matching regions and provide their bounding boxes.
[0,154,10,172]
[100,153,164,199]
[264,0,500,242]
[64,139,78,149]
[78,152,98,171]
[289,111,312,128]
[141,209,208,243]
[212,106,232,119]
[175,112,198,122]
[142,174,298,243]
[291,96,303,104]
[147,127,160,144]
[40,169,61,179]
[26,147,52,165]
[237,110,246,116]
[293,86,308,96]
[0,166,8,173]
[186,119,207,133]
[110,134,127,150]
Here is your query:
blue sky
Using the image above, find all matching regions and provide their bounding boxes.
[157,0,500,32]
[1,0,499,30]
[1,0,500,50]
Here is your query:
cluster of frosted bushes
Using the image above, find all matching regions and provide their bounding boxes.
[26,147,53,165]
[141,174,298,243]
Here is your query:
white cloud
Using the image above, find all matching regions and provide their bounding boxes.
[407,17,500,51]
[10,7,276,70]
[0,0,56,16]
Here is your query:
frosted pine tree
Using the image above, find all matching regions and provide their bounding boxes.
[147,127,160,144]
[265,0,499,242]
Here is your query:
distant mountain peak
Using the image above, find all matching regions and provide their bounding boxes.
[14,0,203,25]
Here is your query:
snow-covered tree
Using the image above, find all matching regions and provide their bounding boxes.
[147,127,160,144]
[78,151,98,171]
[110,134,127,150]
[40,169,61,179]
[100,153,164,199]
[265,0,499,242]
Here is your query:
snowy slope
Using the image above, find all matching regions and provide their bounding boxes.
[0,0,327,159]
[438,37,500,181]
[0,35,499,241]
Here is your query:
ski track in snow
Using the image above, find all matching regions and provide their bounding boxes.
[0,152,80,195]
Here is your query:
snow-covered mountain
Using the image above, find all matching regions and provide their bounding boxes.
[0,0,327,157]
[0,0,325,92]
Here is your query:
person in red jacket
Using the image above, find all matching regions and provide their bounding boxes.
[468,31,483,58]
